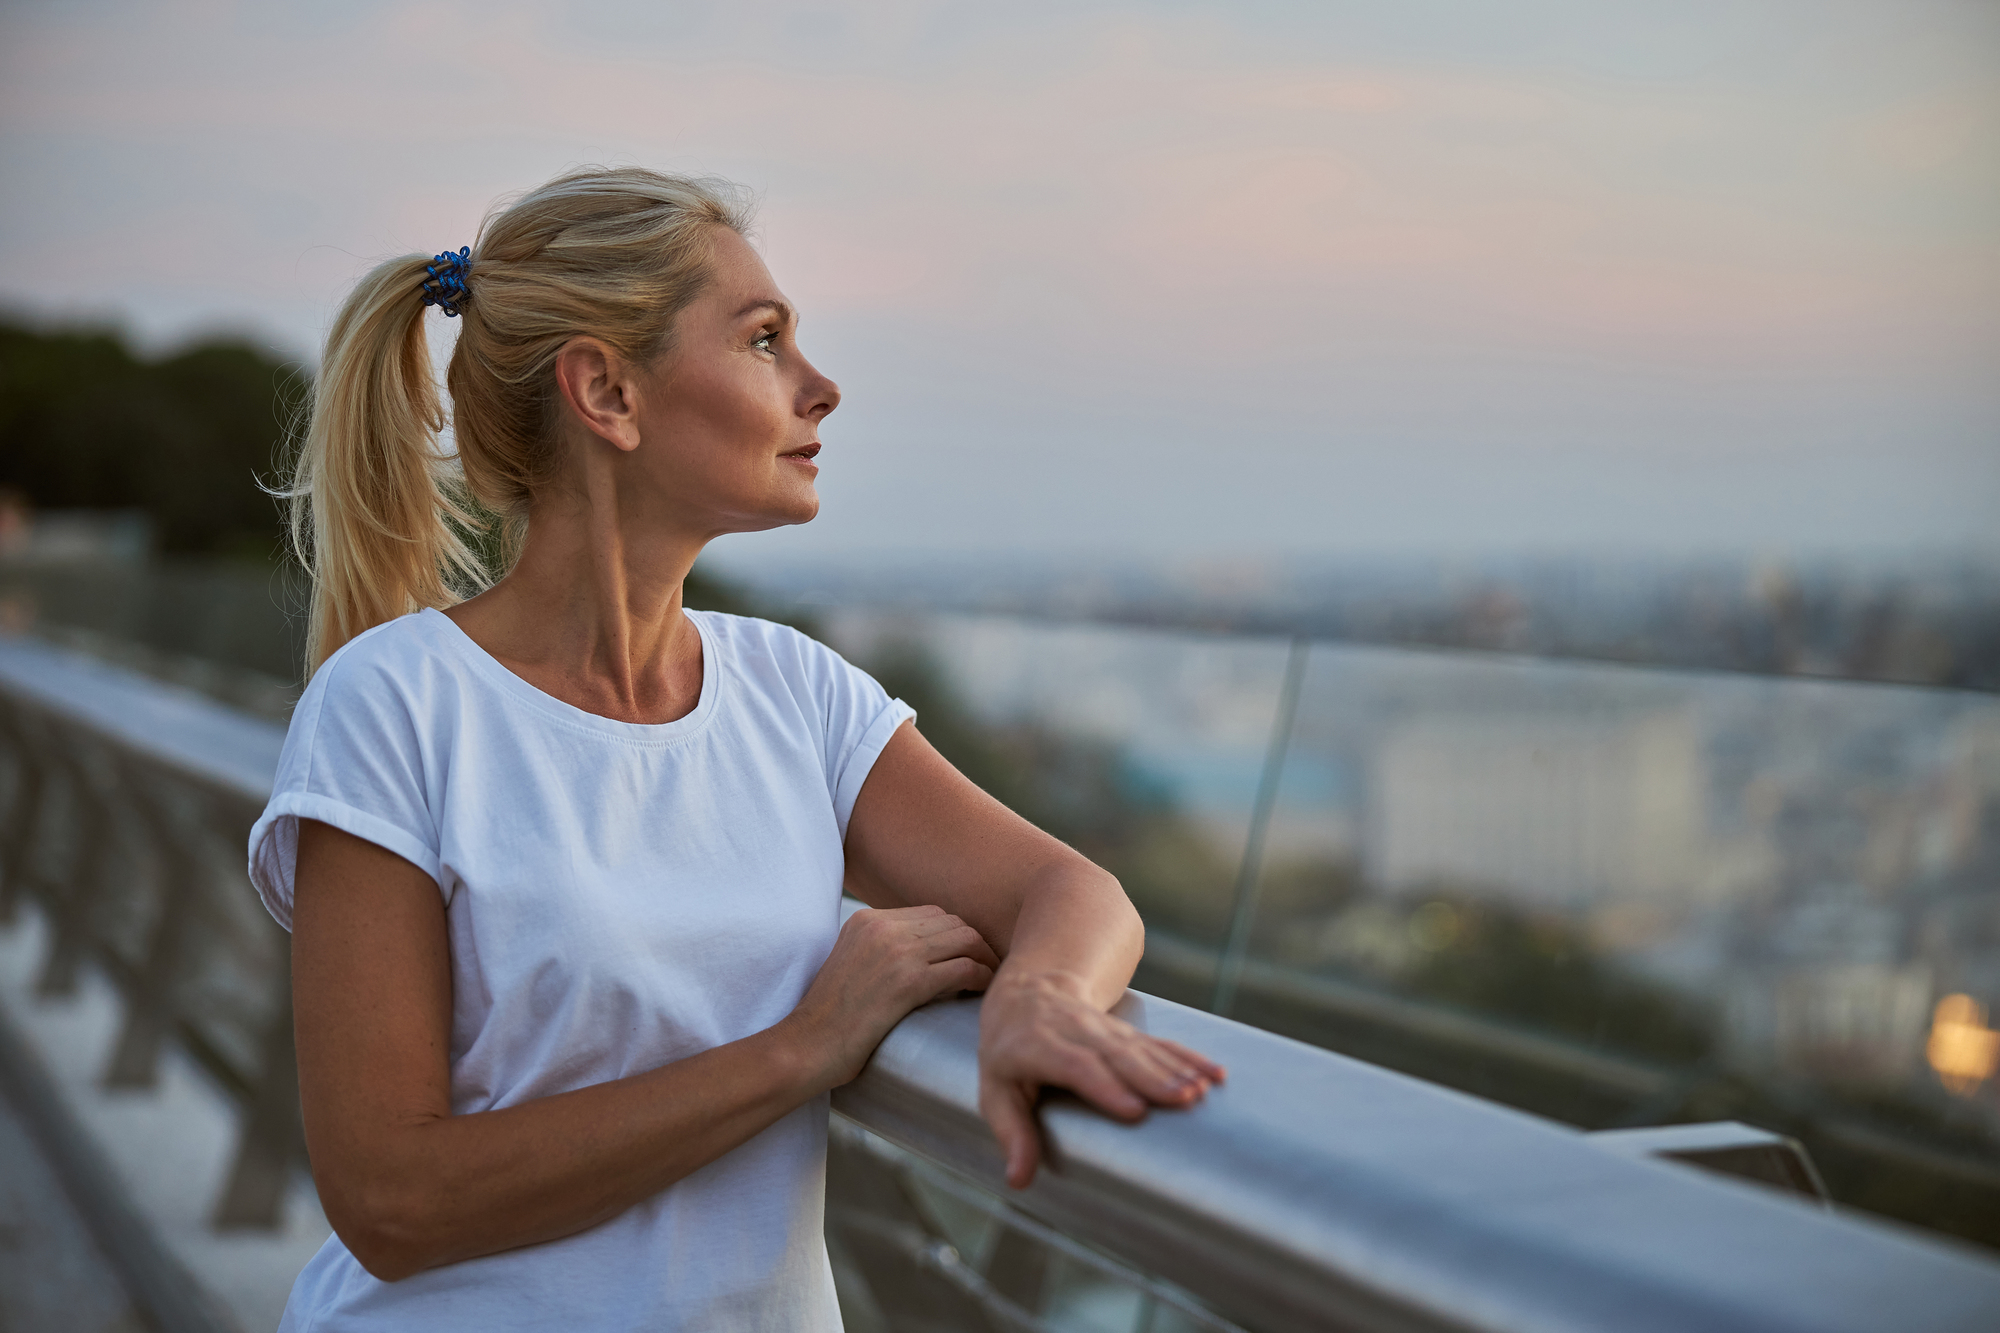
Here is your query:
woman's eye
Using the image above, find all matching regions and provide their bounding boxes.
[753,332,777,353]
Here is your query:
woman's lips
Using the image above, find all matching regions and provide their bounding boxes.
[782,442,821,463]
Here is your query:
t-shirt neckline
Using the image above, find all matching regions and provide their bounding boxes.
[417,606,721,744]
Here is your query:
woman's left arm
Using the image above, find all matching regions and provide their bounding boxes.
[844,720,1225,1187]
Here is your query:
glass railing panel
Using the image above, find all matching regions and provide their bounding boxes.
[827,1117,1247,1333]
[825,610,2000,1252]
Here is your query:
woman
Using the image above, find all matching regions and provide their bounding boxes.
[248,167,1221,1331]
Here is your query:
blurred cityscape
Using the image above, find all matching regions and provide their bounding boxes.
[728,549,2000,692]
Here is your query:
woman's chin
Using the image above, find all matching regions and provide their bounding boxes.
[729,493,819,534]
[774,484,820,526]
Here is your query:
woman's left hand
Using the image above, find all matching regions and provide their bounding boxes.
[978,970,1226,1189]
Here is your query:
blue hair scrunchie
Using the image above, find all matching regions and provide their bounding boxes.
[419,247,472,317]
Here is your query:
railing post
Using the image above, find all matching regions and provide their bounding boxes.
[1210,636,1309,1017]
[37,737,118,997]
[102,760,206,1089]
[0,698,50,922]
[211,941,301,1230]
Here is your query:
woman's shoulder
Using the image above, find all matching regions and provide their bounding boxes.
[688,609,866,693]
[314,609,456,686]
[688,608,823,662]
[294,610,469,731]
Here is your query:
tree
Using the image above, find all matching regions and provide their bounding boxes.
[0,321,304,558]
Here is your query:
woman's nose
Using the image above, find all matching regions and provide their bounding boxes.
[802,364,840,420]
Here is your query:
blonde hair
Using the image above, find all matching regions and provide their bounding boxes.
[284,167,754,674]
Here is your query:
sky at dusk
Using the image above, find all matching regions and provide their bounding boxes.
[2,0,1995,561]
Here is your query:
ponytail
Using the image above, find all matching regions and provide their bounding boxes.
[286,255,488,674]
[285,167,752,676]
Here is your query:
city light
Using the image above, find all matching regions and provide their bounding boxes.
[1927,994,2000,1096]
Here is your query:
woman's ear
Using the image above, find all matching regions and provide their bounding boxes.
[554,339,642,453]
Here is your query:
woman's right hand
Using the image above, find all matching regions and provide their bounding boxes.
[787,905,1000,1086]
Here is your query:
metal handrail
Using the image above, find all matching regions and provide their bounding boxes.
[7,632,2000,1333]
[836,979,2000,1332]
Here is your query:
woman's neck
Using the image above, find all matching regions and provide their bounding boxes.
[442,475,709,726]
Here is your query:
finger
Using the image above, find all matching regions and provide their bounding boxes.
[1121,1038,1201,1096]
[906,915,1002,970]
[919,924,1001,970]
[904,910,965,938]
[931,958,994,998]
[963,933,1002,970]
[1051,1047,1147,1122]
[980,1076,1042,1189]
[1106,1039,1209,1106]
[1097,1036,1193,1101]
[1154,1038,1227,1084]
[1138,1036,1221,1093]
[913,921,977,955]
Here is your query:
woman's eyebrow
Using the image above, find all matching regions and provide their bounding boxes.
[734,298,796,326]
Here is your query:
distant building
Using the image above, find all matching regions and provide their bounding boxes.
[1728,962,1934,1088]
[1365,707,1704,906]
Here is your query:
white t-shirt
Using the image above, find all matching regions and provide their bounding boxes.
[247,606,913,1332]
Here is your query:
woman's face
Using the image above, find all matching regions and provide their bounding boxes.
[631,227,840,538]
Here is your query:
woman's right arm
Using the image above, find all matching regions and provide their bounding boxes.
[291,818,995,1282]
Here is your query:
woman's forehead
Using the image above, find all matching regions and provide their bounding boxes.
[707,229,786,309]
